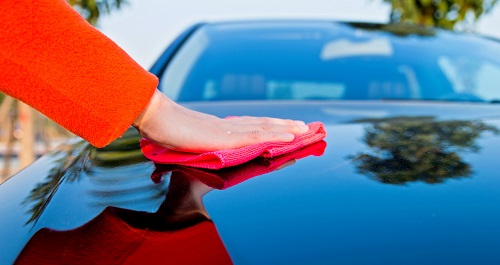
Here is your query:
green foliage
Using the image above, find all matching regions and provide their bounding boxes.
[351,117,499,184]
[383,0,498,30]
[67,0,127,25]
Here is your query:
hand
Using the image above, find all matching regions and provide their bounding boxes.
[133,90,309,153]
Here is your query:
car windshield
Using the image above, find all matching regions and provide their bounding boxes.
[159,22,500,102]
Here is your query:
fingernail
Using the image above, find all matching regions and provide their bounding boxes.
[299,125,309,132]
[295,120,306,125]
[283,133,295,141]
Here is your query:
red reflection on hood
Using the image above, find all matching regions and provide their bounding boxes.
[15,206,232,265]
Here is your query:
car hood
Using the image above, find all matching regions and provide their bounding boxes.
[2,101,500,264]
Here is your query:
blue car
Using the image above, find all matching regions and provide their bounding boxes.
[2,21,500,265]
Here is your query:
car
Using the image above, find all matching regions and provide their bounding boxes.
[2,20,500,265]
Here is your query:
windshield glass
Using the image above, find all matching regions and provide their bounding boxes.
[159,22,500,102]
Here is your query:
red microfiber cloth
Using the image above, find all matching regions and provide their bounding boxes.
[151,141,327,189]
[140,122,326,169]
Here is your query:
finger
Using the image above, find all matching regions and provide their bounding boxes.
[232,123,309,134]
[229,130,295,148]
[230,116,305,126]
[276,159,296,171]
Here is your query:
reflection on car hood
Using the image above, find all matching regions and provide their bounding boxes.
[2,101,500,265]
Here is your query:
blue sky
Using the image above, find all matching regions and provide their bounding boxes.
[98,0,500,68]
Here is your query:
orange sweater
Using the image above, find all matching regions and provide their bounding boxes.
[0,0,158,147]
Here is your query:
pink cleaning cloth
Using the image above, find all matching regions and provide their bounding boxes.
[140,122,326,169]
[150,141,327,189]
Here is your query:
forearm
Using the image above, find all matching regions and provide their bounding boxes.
[0,0,158,147]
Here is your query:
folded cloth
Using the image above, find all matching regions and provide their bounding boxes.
[140,122,326,169]
[151,141,327,189]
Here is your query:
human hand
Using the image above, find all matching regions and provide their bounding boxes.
[133,90,309,153]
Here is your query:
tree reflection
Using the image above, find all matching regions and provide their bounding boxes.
[349,22,437,37]
[22,129,145,225]
[22,140,93,225]
[92,128,147,167]
[351,116,499,184]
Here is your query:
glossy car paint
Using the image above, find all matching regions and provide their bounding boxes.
[2,101,500,264]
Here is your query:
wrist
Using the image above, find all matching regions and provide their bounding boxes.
[133,89,163,130]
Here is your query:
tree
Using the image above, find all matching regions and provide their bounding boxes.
[383,0,499,30]
[67,0,127,25]
[350,117,498,184]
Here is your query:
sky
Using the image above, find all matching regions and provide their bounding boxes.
[98,0,500,68]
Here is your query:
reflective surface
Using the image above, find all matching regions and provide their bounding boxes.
[2,101,500,264]
[159,21,500,103]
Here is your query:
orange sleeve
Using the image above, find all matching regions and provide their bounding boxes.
[0,0,159,147]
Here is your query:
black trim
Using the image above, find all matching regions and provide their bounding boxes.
[149,23,205,92]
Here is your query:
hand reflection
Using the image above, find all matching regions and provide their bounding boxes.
[15,181,232,265]
[15,141,325,265]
